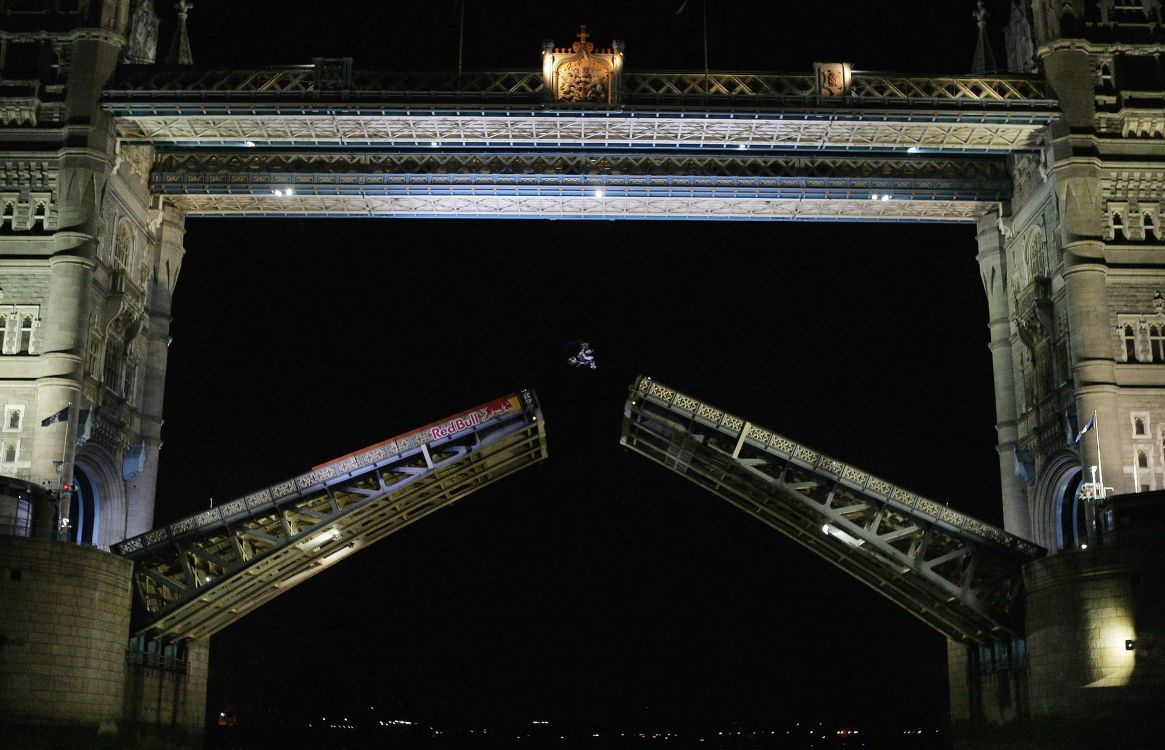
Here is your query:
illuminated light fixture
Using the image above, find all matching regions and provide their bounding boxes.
[299,527,341,550]
[271,188,294,197]
[429,141,439,147]
[907,146,919,153]
[243,141,256,147]
[881,194,891,201]
[821,523,863,547]
[594,189,604,198]
[737,144,747,150]
[870,194,880,200]
[1081,543,1088,550]
[321,543,357,565]
[1126,640,1135,651]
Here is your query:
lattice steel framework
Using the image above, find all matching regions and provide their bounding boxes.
[620,376,1044,644]
[110,112,1050,153]
[149,150,1009,220]
[162,194,996,222]
[106,67,1056,109]
[112,391,546,640]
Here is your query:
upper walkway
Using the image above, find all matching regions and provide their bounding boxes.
[101,62,1059,222]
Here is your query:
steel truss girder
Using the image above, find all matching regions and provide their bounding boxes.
[160,193,995,222]
[152,150,1009,181]
[104,66,1055,109]
[110,111,1050,153]
[113,391,547,640]
[149,150,1011,203]
[619,376,1044,645]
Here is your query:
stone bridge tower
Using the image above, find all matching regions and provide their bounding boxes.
[0,0,183,549]
[976,0,1164,552]
[1,2,205,745]
[955,1,1165,744]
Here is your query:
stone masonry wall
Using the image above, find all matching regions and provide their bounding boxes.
[0,534,133,727]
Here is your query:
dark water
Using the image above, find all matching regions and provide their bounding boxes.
[208,722,951,750]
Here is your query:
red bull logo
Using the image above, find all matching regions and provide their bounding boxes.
[428,397,520,440]
[312,394,524,471]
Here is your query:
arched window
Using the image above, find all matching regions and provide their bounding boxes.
[18,316,33,353]
[1135,417,1146,435]
[1124,324,1138,361]
[102,334,124,394]
[1151,325,1165,362]
[6,410,19,430]
[3,442,16,463]
[1138,451,1149,468]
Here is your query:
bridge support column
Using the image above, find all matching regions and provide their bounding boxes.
[31,252,96,530]
[976,214,1031,539]
[124,201,185,538]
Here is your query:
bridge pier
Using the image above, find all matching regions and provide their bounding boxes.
[0,534,208,749]
[947,492,1165,748]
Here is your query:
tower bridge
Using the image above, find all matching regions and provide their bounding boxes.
[3,1,1165,747]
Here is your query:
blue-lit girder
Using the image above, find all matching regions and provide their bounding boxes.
[113,391,546,640]
[620,377,1044,644]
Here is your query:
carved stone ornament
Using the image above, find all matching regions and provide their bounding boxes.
[123,0,160,65]
[544,26,623,105]
[814,63,851,97]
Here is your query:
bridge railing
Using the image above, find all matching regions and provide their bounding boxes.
[104,64,1056,110]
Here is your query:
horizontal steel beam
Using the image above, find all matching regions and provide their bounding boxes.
[159,193,996,222]
[110,111,1051,154]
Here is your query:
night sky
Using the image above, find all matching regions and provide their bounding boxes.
[149,0,1014,733]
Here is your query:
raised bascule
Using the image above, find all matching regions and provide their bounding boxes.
[1,1,1164,748]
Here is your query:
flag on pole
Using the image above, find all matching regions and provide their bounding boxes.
[76,409,92,445]
[122,442,145,480]
[1074,413,1096,445]
[39,406,69,427]
[1014,449,1036,484]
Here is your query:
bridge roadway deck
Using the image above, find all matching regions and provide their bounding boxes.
[100,66,1060,221]
[620,376,1045,644]
[112,391,547,640]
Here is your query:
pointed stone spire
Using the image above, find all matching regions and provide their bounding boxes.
[165,0,193,66]
[123,0,161,65]
[971,1,998,74]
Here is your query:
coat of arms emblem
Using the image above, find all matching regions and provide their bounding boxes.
[542,25,624,105]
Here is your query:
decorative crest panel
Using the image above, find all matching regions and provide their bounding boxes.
[542,25,624,104]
